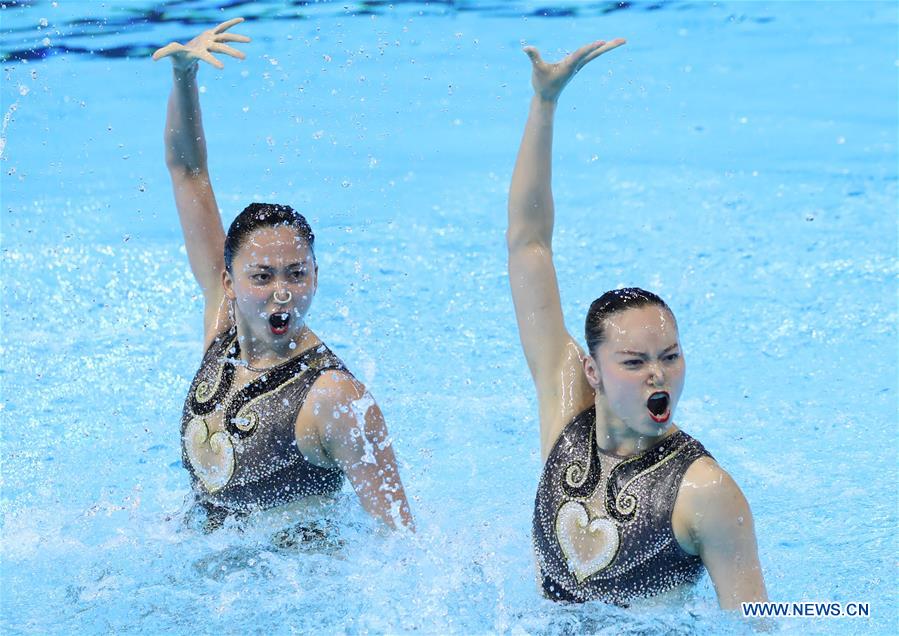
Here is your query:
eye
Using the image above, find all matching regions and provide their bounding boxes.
[664,352,680,362]
[623,359,644,368]
[289,269,307,281]
[251,272,271,283]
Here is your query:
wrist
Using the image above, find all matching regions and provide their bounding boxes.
[172,61,199,79]
[530,94,558,118]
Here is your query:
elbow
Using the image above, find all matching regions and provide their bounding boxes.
[506,226,549,253]
[165,151,206,178]
[505,227,518,252]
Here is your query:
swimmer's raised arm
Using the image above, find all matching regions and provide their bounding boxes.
[299,372,415,531]
[153,19,251,345]
[677,458,768,609]
[506,39,625,454]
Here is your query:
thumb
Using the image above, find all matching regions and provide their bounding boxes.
[523,46,543,66]
[152,43,179,61]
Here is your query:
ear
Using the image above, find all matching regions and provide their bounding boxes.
[222,269,236,300]
[583,353,603,392]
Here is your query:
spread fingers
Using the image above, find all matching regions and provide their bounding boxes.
[217,33,251,44]
[579,38,627,66]
[213,17,245,34]
[209,43,246,59]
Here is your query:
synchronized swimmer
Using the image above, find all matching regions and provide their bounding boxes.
[507,39,767,608]
[154,18,414,532]
[154,18,766,610]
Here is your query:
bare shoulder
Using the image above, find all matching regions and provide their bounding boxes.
[676,455,756,547]
[298,367,374,434]
[679,456,748,513]
[537,338,595,457]
[306,367,367,405]
[293,368,370,467]
[202,296,232,352]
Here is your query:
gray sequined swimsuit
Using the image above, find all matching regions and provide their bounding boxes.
[181,330,346,520]
[533,406,712,605]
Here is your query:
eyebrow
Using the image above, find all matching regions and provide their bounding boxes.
[615,344,679,357]
[245,262,307,270]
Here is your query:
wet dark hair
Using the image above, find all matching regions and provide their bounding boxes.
[223,202,315,273]
[584,287,675,356]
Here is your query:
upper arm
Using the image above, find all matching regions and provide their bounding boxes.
[508,242,594,452]
[681,458,768,609]
[299,371,414,531]
[167,167,229,345]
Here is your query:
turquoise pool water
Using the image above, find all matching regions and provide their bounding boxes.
[2,1,897,634]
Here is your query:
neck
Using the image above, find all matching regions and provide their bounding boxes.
[234,322,318,370]
[593,394,675,457]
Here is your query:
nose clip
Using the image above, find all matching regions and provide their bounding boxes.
[273,289,293,305]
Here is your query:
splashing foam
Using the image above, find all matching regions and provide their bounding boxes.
[349,392,377,464]
[1,101,19,160]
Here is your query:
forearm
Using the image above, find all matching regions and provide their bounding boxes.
[507,96,557,249]
[355,460,415,531]
[164,64,208,175]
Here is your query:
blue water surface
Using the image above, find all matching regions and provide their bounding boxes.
[1,1,897,634]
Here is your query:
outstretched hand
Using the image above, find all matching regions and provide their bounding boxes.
[152,17,251,70]
[524,38,626,102]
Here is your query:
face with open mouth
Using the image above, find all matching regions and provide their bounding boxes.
[224,225,318,344]
[647,391,671,423]
[268,311,291,336]
[586,304,685,436]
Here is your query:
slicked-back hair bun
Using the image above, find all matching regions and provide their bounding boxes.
[585,287,674,356]
[224,202,315,272]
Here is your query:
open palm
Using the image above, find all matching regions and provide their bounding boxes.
[152,17,251,70]
[525,38,626,102]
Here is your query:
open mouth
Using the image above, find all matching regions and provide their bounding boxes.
[647,391,671,423]
[268,312,290,335]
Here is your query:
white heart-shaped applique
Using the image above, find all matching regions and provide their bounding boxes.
[184,417,235,493]
[555,500,620,583]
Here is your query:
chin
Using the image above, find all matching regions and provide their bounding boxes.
[633,418,672,437]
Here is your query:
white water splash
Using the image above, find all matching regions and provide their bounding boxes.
[349,392,377,465]
[0,101,18,160]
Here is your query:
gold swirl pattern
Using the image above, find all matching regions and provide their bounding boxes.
[564,462,588,489]
[195,380,213,403]
[563,426,595,491]
[194,335,237,405]
[184,416,235,493]
[232,408,259,433]
[613,446,685,518]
